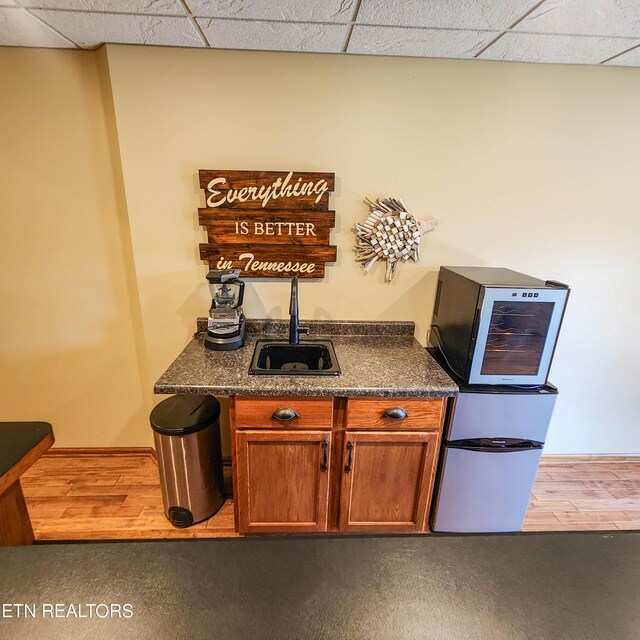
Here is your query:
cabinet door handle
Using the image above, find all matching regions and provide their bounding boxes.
[321,439,328,472]
[345,441,353,474]
[272,407,299,421]
[383,407,408,420]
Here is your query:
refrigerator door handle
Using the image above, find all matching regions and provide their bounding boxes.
[447,437,544,452]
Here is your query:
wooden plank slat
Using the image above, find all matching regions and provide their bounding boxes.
[547,470,619,480]
[612,522,640,530]
[198,209,335,227]
[522,512,561,526]
[532,489,615,500]
[523,522,617,532]
[202,191,330,211]
[206,223,331,246]
[42,447,155,458]
[199,170,334,191]
[205,260,324,279]
[554,511,631,523]
[526,500,577,513]
[199,243,337,278]
[24,495,128,507]
[199,243,337,262]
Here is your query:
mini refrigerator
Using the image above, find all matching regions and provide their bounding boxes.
[429,353,558,533]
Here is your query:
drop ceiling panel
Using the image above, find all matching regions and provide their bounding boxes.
[1,0,639,67]
[187,0,355,22]
[357,0,539,30]
[0,7,73,46]
[513,0,640,38]
[604,45,640,66]
[479,32,638,65]
[18,0,184,14]
[197,18,349,53]
[31,10,203,47]
[349,25,498,58]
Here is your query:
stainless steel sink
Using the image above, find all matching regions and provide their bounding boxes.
[249,340,341,376]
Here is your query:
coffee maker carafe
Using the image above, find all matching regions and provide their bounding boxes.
[204,269,246,351]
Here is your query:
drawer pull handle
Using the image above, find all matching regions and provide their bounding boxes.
[321,440,328,472]
[383,407,408,420]
[345,441,353,474]
[272,407,299,422]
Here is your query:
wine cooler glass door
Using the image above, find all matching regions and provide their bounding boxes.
[468,288,568,385]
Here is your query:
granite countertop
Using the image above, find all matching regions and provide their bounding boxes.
[154,319,458,398]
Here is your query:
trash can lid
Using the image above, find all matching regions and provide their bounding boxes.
[150,395,220,436]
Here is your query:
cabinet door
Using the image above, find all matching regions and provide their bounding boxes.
[339,431,439,533]
[235,429,331,534]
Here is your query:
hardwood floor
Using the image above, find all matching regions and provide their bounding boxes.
[523,458,640,532]
[20,452,640,541]
[22,451,238,541]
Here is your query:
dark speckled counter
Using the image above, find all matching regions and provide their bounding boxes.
[154,319,458,398]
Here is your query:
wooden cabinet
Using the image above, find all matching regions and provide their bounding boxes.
[338,431,439,533]
[231,395,445,535]
[234,429,332,534]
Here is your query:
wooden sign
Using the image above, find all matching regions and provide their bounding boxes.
[198,170,337,278]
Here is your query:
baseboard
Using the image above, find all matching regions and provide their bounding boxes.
[44,447,156,458]
[541,454,640,463]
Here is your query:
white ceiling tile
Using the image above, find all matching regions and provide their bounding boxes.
[479,32,637,64]
[19,0,184,13]
[0,7,73,46]
[604,45,640,66]
[197,18,349,53]
[357,0,538,30]
[348,25,498,58]
[31,10,203,47]
[514,0,640,38]
[187,0,355,22]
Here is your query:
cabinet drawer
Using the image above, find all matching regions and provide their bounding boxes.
[346,397,444,430]
[234,397,333,429]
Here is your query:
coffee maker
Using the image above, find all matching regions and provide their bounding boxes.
[204,269,246,351]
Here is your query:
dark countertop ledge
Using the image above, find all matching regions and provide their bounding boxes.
[154,319,458,398]
[0,532,638,640]
[0,422,53,478]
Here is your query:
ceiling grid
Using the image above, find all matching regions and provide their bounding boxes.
[0,0,639,66]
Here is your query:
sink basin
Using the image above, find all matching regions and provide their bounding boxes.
[249,340,341,376]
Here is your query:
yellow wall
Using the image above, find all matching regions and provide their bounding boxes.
[0,48,150,447]
[2,44,639,454]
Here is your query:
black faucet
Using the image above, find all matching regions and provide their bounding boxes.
[289,276,309,345]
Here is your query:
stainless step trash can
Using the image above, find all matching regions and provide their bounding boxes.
[150,395,225,528]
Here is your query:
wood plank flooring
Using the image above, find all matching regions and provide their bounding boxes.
[22,452,238,541]
[20,452,640,541]
[523,459,640,532]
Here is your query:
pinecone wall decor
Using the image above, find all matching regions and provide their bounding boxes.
[353,197,439,283]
